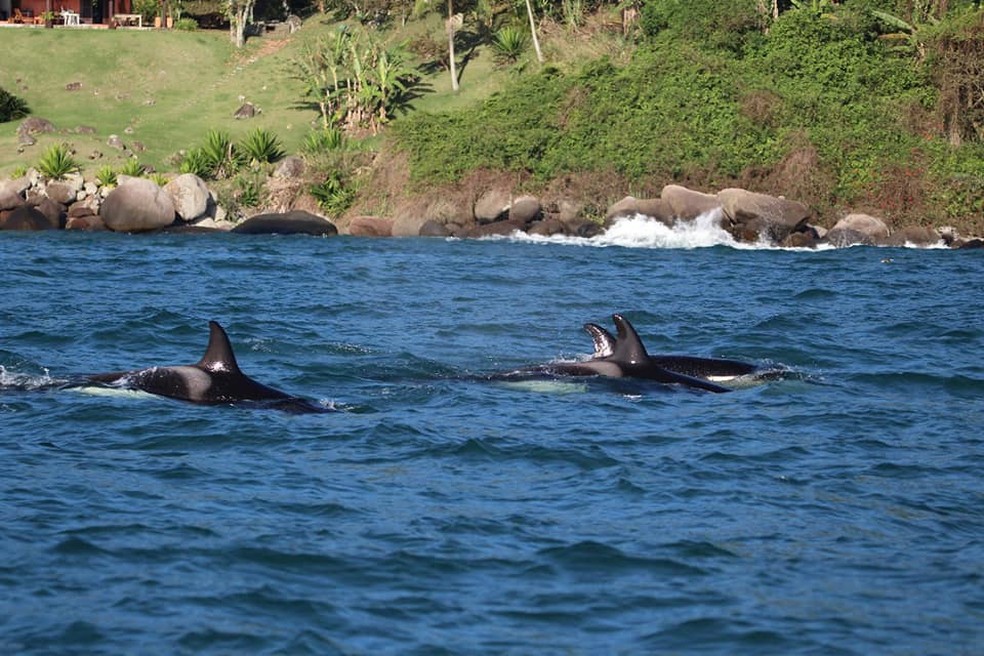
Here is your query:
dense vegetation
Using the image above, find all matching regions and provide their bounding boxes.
[0,87,30,123]
[391,0,984,229]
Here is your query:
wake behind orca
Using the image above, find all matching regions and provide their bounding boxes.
[64,321,332,413]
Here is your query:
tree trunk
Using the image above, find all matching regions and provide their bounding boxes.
[448,0,459,92]
[524,0,544,64]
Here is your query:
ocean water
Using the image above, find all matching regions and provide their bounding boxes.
[1,218,982,655]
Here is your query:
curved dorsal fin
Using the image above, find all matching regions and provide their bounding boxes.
[196,321,242,374]
[583,323,616,358]
[611,314,649,365]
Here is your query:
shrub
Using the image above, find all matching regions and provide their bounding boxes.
[95,165,117,186]
[235,173,263,207]
[0,87,30,123]
[491,26,529,65]
[200,129,242,178]
[173,17,198,30]
[119,159,145,177]
[310,172,354,217]
[239,128,285,166]
[302,128,345,155]
[36,144,80,180]
[180,148,211,177]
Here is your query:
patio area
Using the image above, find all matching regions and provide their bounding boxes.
[0,0,145,28]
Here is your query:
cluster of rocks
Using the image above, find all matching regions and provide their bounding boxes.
[346,183,981,249]
[2,167,981,248]
[0,169,337,236]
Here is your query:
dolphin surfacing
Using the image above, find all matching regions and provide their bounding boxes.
[84,321,331,413]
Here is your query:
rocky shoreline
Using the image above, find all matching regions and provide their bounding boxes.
[1,167,982,249]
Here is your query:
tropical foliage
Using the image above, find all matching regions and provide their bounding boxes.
[35,144,80,180]
[293,27,421,134]
[0,87,30,123]
[239,128,286,166]
[392,0,984,227]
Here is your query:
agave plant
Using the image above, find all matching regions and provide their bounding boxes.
[95,165,117,187]
[302,128,345,155]
[239,128,285,166]
[491,26,529,65]
[200,129,243,179]
[118,158,145,177]
[36,144,80,180]
[179,148,212,178]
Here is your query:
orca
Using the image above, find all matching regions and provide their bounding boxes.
[80,321,331,413]
[502,314,734,393]
[583,321,759,382]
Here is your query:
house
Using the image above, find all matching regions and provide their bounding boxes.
[1,0,135,25]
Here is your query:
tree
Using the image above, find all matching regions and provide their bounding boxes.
[447,0,460,92]
[226,0,257,47]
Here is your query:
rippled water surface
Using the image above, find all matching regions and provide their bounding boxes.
[1,224,982,655]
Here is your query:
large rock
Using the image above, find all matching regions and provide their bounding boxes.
[418,219,451,237]
[718,188,810,243]
[508,195,542,227]
[232,210,338,236]
[66,214,107,231]
[660,184,721,220]
[34,197,66,229]
[0,178,28,211]
[0,206,54,231]
[393,198,470,236]
[605,196,675,226]
[465,220,525,238]
[347,215,393,237]
[474,189,510,224]
[100,178,177,232]
[884,225,941,247]
[164,173,211,221]
[831,214,890,242]
[45,181,78,205]
[823,228,875,248]
[273,155,305,179]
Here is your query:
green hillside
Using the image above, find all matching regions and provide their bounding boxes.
[1,0,982,233]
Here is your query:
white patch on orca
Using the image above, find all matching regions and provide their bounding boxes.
[497,380,589,394]
[69,386,157,400]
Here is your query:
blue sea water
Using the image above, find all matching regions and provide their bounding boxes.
[1,219,982,655]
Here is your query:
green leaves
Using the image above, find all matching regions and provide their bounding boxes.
[239,128,285,166]
[0,87,30,123]
[36,144,80,180]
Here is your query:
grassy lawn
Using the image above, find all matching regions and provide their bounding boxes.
[0,15,522,178]
[1,27,317,174]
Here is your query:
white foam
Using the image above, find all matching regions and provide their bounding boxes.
[493,210,744,250]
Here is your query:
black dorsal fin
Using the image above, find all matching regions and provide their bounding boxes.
[583,323,616,358]
[196,321,242,374]
[611,314,649,365]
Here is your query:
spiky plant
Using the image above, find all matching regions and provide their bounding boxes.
[239,128,285,166]
[118,158,145,177]
[36,144,80,180]
[491,26,529,65]
[201,129,243,179]
[302,128,345,155]
[95,165,117,187]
